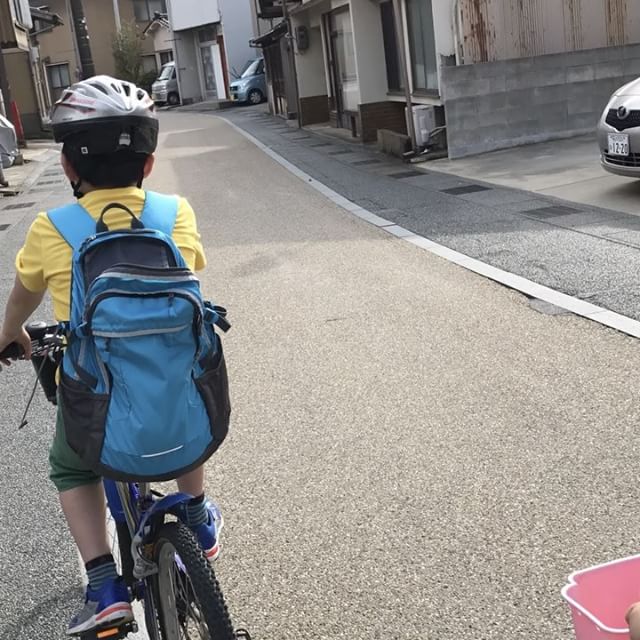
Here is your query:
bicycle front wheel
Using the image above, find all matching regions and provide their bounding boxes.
[151,522,235,640]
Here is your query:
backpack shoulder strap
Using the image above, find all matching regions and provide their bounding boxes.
[47,203,97,252]
[140,191,179,237]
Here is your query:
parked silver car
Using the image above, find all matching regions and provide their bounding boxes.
[598,78,640,177]
[151,61,180,106]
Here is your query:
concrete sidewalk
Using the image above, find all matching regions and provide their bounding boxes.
[429,133,640,217]
[1,140,59,196]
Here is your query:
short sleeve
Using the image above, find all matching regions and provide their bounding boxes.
[15,212,48,293]
[172,197,207,272]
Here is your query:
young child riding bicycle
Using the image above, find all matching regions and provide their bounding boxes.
[0,76,224,636]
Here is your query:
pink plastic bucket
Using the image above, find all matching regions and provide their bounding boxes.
[562,554,640,640]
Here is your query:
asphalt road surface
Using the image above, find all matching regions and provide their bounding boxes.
[1,112,640,640]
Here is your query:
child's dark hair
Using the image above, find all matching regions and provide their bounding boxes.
[63,143,149,189]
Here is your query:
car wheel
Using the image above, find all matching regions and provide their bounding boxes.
[167,92,180,106]
[247,89,264,105]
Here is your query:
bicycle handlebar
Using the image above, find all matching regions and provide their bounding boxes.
[0,322,63,361]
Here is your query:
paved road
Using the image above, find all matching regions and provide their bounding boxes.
[223,107,640,323]
[2,112,640,639]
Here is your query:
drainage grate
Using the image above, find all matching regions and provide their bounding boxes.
[389,170,424,179]
[309,142,330,148]
[3,201,35,210]
[0,224,10,231]
[524,205,578,219]
[442,184,491,195]
[351,159,381,166]
[328,149,352,155]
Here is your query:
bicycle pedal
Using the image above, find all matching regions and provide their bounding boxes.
[79,621,138,640]
[236,628,252,640]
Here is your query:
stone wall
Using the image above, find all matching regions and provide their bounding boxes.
[441,43,640,158]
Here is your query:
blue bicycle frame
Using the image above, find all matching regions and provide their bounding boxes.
[103,479,195,585]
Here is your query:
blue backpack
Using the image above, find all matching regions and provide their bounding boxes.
[48,191,230,481]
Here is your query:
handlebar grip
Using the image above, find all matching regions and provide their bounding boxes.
[0,342,24,360]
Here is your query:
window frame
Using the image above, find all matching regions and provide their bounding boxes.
[404,0,438,93]
[133,0,167,22]
[46,63,71,103]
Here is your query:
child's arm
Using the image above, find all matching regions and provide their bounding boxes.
[0,276,45,363]
[627,602,640,640]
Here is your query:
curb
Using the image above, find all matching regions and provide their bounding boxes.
[220,116,640,340]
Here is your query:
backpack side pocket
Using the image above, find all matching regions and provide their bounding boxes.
[194,333,230,450]
[58,371,110,467]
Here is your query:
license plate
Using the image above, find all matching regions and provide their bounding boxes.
[608,133,629,156]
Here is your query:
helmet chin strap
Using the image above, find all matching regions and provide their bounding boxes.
[71,179,84,199]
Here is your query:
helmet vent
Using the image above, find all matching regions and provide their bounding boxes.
[90,83,108,95]
[122,84,131,96]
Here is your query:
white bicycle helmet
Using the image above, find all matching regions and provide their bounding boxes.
[51,75,158,156]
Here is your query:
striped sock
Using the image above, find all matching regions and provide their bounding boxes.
[86,554,118,592]
[185,494,209,528]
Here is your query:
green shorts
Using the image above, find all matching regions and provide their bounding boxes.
[49,406,101,492]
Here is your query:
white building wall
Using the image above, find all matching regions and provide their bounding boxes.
[172,31,203,103]
[291,16,327,98]
[169,0,221,31]
[349,0,386,105]
[219,0,257,79]
[151,27,174,54]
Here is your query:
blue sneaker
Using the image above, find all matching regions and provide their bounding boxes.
[188,502,224,561]
[67,576,133,636]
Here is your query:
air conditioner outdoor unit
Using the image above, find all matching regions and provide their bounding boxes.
[406,105,437,148]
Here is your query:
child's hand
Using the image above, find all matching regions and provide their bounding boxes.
[626,602,640,640]
[0,326,31,369]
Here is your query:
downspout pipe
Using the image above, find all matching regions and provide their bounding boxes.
[392,0,416,153]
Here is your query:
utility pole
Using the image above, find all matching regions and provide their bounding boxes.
[113,0,121,31]
[69,0,95,79]
[392,0,417,153]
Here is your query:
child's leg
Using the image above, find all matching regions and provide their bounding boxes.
[176,464,223,560]
[59,484,110,562]
[50,407,133,634]
[49,407,109,562]
[176,465,205,496]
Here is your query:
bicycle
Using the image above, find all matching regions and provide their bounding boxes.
[1,322,250,640]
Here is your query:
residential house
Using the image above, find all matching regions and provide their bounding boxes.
[255,0,640,159]
[165,0,257,104]
[142,11,174,71]
[33,0,164,105]
[0,0,63,137]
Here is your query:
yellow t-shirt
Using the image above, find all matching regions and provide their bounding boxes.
[15,187,206,321]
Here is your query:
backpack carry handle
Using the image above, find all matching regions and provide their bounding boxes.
[97,203,145,233]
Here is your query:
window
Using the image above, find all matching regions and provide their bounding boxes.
[159,50,174,65]
[406,0,438,92]
[12,0,32,28]
[133,0,166,22]
[197,26,217,43]
[47,63,71,102]
[380,1,403,92]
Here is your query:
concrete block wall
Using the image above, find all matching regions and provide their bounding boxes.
[441,43,640,158]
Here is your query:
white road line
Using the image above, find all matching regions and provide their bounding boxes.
[221,116,640,340]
